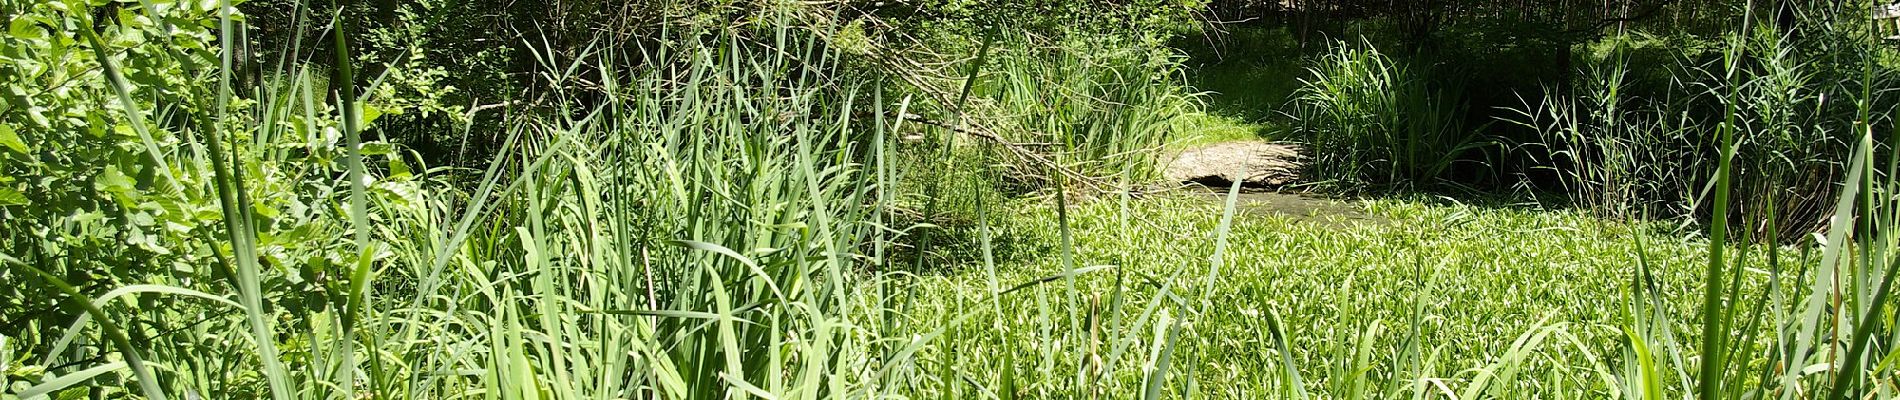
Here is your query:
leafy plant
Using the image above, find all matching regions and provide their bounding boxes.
[1511,20,1890,238]
[1289,39,1485,190]
[975,34,1201,181]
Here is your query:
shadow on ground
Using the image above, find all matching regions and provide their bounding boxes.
[1172,24,1312,137]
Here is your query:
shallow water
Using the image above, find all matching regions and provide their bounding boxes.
[1185,190,1386,227]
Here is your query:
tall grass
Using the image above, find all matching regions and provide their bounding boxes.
[974,35,1202,181]
[1289,39,1484,190]
[2,4,1185,399]
[7,2,1900,400]
[1510,20,1891,236]
[1505,47,1704,220]
[1675,12,1900,396]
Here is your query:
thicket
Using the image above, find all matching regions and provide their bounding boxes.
[1237,0,1898,238]
[5,0,1900,398]
[0,0,1208,397]
[1511,17,1897,238]
[224,0,1205,168]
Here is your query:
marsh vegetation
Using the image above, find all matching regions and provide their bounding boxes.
[2,0,1899,398]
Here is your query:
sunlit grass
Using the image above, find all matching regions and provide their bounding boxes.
[1171,113,1278,147]
[897,193,1725,397]
[6,2,1899,399]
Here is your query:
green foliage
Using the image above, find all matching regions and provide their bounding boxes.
[1290,40,1484,190]
[1,1,450,396]
[4,3,1174,398]
[1,0,235,334]
[1506,47,1705,220]
[1511,21,1894,236]
[1172,25,1306,127]
[9,1,1900,400]
[465,17,904,396]
[877,0,1205,48]
[902,193,1717,397]
[976,35,1202,180]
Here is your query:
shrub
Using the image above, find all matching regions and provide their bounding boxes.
[1510,22,1894,238]
[1505,47,1705,220]
[1289,40,1482,190]
[976,35,1202,181]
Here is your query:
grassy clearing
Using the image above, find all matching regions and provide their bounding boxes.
[895,192,1723,397]
[1171,113,1276,147]
[1169,26,1305,146]
[1174,26,1307,124]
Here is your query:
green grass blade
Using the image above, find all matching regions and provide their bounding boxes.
[11,258,166,400]
[15,361,127,399]
[1203,178,1243,291]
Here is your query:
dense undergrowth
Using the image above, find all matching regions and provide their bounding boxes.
[3,0,1899,399]
[1266,8,1897,239]
[905,194,1718,397]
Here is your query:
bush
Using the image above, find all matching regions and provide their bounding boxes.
[1510,22,1895,238]
[1505,47,1705,221]
[975,35,1202,181]
[1,3,445,397]
[1289,40,1483,190]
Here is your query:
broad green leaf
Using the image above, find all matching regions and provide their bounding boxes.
[16,361,127,399]
[0,186,25,206]
[361,102,384,127]
[0,124,26,154]
[25,106,49,127]
[389,155,412,179]
[94,166,135,195]
[361,142,395,155]
[8,17,46,41]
